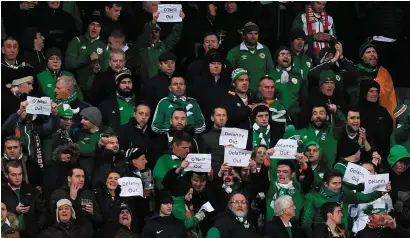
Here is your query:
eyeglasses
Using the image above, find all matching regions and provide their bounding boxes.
[231,200,247,205]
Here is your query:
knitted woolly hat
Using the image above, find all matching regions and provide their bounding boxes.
[387,145,410,167]
[115,69,132,87]
[231,68,248,82]
[156,191,174,209]
[206,49,223,63]
[125,146,147,162]
[56,199,76,222]
[87,14,103,26]
[289,28,306,42]
[10,76,34,86]
[363,199,387,215]
[46,47,62,60]
[80,107,102,127]
[393,104,410,122]
[359,42,376,58]
[319,70,336,85]
[243,22,259,34]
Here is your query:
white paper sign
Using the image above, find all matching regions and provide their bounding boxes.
[158,4,182,22]
[343,162,370,185]
[219,127,248,149]
[364,173,389,194]
[224,146,251,167]
[26,96,51,115]
[200,202,215,212]
[118,177,143,197]
[185,154,212,173]
[271,139,298,159]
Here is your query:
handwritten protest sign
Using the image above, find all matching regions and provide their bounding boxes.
[364,173,389,194]
[185,154,212,173]
[224,146,251,167]
[271,139,298,159]
[118,177,143,197]
[158,4,182,22]
[200,202,215,212]
[219,127,248,149]
[26,96,51,115]
[343,162,370,185]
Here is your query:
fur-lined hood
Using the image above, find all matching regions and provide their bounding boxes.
[2,212,19,235]
[52,143,80,163]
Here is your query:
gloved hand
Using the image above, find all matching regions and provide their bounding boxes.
[195,210,206,221]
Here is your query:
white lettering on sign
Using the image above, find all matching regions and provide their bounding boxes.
[343,162,370,185]
[118,177,143,197]
[26,96,51,115]
[219,127,248,149]
[364,173,389,194]
[158,4,182,22]
[224,146,251,167]
[185,154,212,173]
[271,139,298,159]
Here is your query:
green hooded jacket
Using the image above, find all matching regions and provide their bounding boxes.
[135,21,183,79]
[65,34,109,92]
[172,196,203,238]
[390,124,410,152]
[387,145,410,167]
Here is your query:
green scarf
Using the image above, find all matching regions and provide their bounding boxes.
[319,186,344,203]
[357,63,378,73]
[252,123,271,148]
[55,91,78,104]
[1,222,9,235]
[168,93,188,107]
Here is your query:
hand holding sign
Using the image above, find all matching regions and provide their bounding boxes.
[26,96,51,115]
[219,127,248,149]
[224,146,251,167]
[185,154,212,173]
[271,139,298,159]
[118,177,143,197]
[343,162,370,185]
[364,173,389,194]
[157,4,183,22]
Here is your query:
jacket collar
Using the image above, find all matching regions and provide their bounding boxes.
[240,42,263,51]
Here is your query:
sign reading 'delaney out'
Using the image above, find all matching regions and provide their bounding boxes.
[343,162,370,185]
[224,146,251,167]
[271,139,298,159]
[219,127,248,149]
[185,154,212,173]
[118,177,143,197]
[26,96,51,115]
[364,173,389,194]
[157,4,182,22]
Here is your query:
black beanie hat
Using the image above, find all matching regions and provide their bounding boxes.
[115,69,132,87]
[289,28,306,42]
[359,42,376,58]
[125,145,147,162]
[158,51,177,62]
[20,27,39,50]
[87,14,103,27]
[206,49,223,63]
[46,47,62,60]
[156,191,174,209]
[359,79,380,102]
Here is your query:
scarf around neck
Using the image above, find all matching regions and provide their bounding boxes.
[55,91,78,104]
[319,186,344,203]
[235,215,250,229]
[357,63,378,73]
[252,123,271,147]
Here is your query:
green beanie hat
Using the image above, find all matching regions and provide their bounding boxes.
[363,199,388,215]
[304,141,320,151]
[319,70,336,85]
[393,104,410,122]
[387,145,410,167]
[243,22,259,34]
[231,68,248,82]
[58,104,79,117]
[359,42,376,58]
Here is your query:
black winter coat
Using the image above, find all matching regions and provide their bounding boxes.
[1,182,47,237]
[222,91,253,131]
[198,127,225,168]
[144,72,174,111]
[88,68,117,106]
[92,149,129,189]
[141,214,187,238]
[266,216,302,238]
[117,118,152,152]
[208,211,261,238]
[36,219,93,238]
[98,96,136,132]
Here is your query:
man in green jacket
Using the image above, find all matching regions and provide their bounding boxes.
[37,47,83,100]
[391,105,410,151]
[289,28,313,80]
[153,130,192,190]
[227,22,275,92]
[284,104,345,170]
[135,10,184,79]
[301,169,391,238]
[151,76,205,135]
[74,107,111,183]
[271,46,307,127]
[65,14,109,94]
